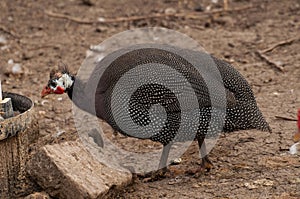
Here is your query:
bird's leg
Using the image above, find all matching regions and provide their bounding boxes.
[141,143,172,182]
[198,136,213,171]
[157,143,172,174]
[185,137,214,176]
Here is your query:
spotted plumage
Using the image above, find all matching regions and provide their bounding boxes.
[42,45,271,177]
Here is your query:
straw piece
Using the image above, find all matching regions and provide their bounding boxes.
[0,80,2,101]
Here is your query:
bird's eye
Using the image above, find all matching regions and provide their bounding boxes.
[49,81,57,88]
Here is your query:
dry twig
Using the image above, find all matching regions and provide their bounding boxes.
[45,11,95,24]
[256,36,300,72]
[275,115,297,121]
[45,5,253,24]
[261,36,300,53]
[18,39,61,51]
[0,25,19,38]
[256,50,285,72]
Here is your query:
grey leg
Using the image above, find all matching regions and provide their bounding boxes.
[197,137,213,171]
[158,143,172,170]
[141,143,172,182]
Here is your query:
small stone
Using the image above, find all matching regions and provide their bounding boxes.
[289,142,299,155]
[244,182,258,189]
[0,36,7,46]
[1,45,9,51]
[12,63,22,74]
[97,17,106,22]
[38,111,46,116]
[170,157,182,165]
[289,178,300,184]
[273,92,279,96]
[165,7,176,15]
[90,44,105,52]
[52,127,65,138]
[8,59,14,65]
[4,59,24,76]
[198,181,213,186]
[192,183,200,188]
[253,179,274,186]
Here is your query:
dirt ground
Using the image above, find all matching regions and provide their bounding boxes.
[0,0,300,198]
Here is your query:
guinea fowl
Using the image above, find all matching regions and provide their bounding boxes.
[41,45,271,176]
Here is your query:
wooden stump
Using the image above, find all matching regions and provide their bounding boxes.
[0,92,38,198]
[0,97,14,119]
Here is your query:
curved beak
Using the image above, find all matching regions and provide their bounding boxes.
[41,86,52,98]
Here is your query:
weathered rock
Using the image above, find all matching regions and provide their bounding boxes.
[26,141,132,199]
[24,192,51,199]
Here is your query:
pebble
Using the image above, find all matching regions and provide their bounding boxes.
[253,179,274,186]
[273,92,279,96]
[8,59,14,65]
[289,142,299,155]
[53,127,65,138]
[11,63,22,74]
[164,7,176,15]
[97,17,105,22]
[170,157,182,165]
[244,182,258,189]
[5,59,24,75]
[38,111,46,116]
[0,36,7,45]
[90,44,105,52]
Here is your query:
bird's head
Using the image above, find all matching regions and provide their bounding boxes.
[41,65,74,98]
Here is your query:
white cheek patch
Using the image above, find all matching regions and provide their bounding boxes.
[60,73,74,88]
[50,74,74,90]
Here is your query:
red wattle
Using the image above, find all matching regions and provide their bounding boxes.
[54,86,65,94]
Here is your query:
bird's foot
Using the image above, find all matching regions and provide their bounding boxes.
[185,157,213,177]
[200,156,214,172]
[139,167,170,182]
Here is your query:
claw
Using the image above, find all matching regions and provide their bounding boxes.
[140,167,169,182]
[201,156,214,171]
[185,157,213,176]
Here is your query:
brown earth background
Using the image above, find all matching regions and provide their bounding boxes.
[0,0,300,198]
